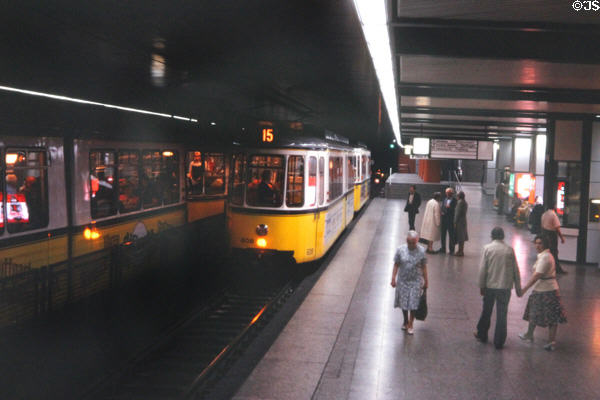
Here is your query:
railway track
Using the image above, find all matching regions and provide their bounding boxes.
[86,277,295,400]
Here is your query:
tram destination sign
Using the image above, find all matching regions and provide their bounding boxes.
[430,139,493,160]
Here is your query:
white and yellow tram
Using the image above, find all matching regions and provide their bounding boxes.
[226,124,370,263]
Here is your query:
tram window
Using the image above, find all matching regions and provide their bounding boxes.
[162,150,179,205]
[90,151,117,219]
[348,157,356,185]
[141,150,162,208]
[205,153,226,195]
[318,157,324,205]
[230,153,245,205]
[361,155,367,180]
[328,156,343,201]
[286,156,304,207]
[6,150,49,233]
[118,150,141,213]
[187,151,204,195]
[307,156,317,207]
[0,177,3,233]
[246,155,284,207]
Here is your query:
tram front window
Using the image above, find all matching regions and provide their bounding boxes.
[246,155,284,207]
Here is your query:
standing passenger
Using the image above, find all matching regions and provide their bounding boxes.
[474,227,521,349]
[541,203,567,274]
[518,235,567,351]
[420,192,441,254]
[391,231,429,335]
[453,191,469,257]
[404,185,421,231]
[438,187,457,254]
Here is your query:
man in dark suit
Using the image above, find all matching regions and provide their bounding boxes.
[439,187,457,254]
[404,185,421,230]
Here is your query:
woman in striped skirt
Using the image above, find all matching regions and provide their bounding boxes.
[518,235,567,351]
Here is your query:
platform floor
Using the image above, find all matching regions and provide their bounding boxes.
[233,187,600,400]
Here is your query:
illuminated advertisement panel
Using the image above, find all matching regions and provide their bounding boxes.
[556,181,566,216]
[515,173,536,203]
[508,173,515,197]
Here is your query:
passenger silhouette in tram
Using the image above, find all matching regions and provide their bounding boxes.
[257,169,275,205]
[187,151,203,195]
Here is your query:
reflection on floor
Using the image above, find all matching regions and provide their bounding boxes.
[234,183,600,400]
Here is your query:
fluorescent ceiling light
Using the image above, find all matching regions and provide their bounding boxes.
[0,84,198,123]
[352,0,401,144]
[412,138,430,155]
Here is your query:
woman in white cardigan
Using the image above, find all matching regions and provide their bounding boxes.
[420,192,441,254]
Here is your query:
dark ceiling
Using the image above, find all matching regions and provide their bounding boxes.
[2,1,600,153]
[0,1,386,146]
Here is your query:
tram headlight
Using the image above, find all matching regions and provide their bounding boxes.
[256,238,267,248]
[256,224,268,236]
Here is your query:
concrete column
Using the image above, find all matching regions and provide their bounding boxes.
[587,123,600,265]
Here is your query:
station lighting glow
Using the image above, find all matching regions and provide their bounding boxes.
[256,238,267,248]
[162,151,174,157]
[352,0,401,145]
[412,138,430,155]
[5,153,18,164]
[0,84,198,123]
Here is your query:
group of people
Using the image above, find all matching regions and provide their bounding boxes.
[405,186,468,256]
[393,187,568,351]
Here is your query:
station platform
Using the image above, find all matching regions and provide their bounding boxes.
[233,186,600,400]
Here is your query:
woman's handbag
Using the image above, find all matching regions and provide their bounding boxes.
[415,289,428,321]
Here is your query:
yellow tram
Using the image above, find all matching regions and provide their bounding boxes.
[226,124,370,264]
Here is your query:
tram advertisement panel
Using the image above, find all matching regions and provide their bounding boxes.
[324,201,343,246]
[345,193,354,225]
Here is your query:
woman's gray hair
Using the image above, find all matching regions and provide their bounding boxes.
[407,230,419,240]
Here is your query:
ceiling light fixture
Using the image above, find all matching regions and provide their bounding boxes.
[0,84,198,123]
[352,0,401,145]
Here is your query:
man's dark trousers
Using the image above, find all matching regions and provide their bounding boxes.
[408,211,417,230]
[476,289,511,349]
[440,216,455,253]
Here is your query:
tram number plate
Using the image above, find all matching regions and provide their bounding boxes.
[240,237,254,244]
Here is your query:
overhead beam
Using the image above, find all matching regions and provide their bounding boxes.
[398,83,600,104]
[401,117,546,129]
[391,18,600,63]
[400,106,599,120]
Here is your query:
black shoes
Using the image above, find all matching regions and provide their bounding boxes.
[473,331,487,343]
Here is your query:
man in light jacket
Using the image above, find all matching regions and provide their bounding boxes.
[474,227,522,349]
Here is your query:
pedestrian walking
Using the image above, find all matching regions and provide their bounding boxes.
[391,230,429,335]
[518,235,567,351]
[454,191,468,256]
[474,227,522,349]
[541,203,567,274]
[420,192,441,254]
[404,185,421,230]
[438,187,457,254]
